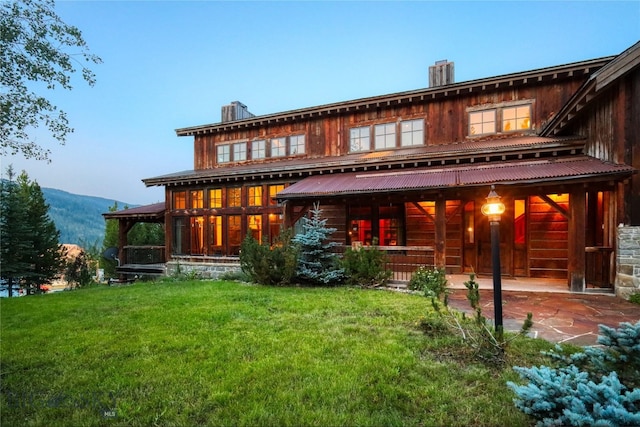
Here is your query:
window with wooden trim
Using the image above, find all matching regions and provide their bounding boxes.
[233,142,247,161]
[350,126,370,152]
[190,190,204,209]
[228,215,242,254]
[374,123,396,149]
[252,140,266,159]
[401,119,424,147]
[248,214,262,244]
[217,144,230,163]
[209,215,222,248]
[502,105,531,132]
[209,188,222,208]
[269,184,285,205]
[469,110,496,135]
[227,187,241,207]
[271,137,286,157]
[248,186,263,206]
[173,191,186,209]
[289,134,305,155]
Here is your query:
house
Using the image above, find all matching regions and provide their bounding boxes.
[106,42,640,295]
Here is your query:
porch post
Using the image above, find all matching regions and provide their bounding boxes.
[568,187,586,292]
[435,197,446,269]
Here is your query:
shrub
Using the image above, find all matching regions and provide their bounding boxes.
[240,229,298,286]
[340,241,392,288]
[629,293,640,305]
[408,266,447,299]
[508,321,640,426]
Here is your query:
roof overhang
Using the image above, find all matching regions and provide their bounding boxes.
[102,202,165,222]
[276,156,635,201]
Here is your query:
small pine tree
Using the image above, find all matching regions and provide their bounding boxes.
[291,203,344,286]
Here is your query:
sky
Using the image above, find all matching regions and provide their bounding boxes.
[3,0,639,206]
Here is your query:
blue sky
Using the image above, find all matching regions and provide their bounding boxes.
[4,0,639,205]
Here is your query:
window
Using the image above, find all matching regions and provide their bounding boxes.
[502,105,531,132]
[289,135,305,155]
[209,188,222,208]
[268,213,283,245]
[248,214,262,244]
[217,144,230,163]
[374,123,396,149]
[469,110,496,135]
[269,184,284,205]
[233,142,247,161]
[271,137,286,157]
[228,215,242,254]
[190,190,203,209]
[209,215,222,248]
[347,204,405,246]
[190,216,205,254]
[173,191,186,209]
[173,217,187,254]
[350,127,370,152]
[401,119,424,147]
[248,186,263,206]
[227,187,241,207]
[252,140,266,159]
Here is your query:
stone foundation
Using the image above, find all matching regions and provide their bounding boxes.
[166,260,241,280]
[615,225,640,299]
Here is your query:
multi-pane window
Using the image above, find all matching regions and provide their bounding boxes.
[209,188,222,208]
[217,144,230,163]
[271,137,286,157]
[469,110,496,135]
[173,191,186,209]
[248,214,262,244]
[350,126,370,152]
[227,187,241,207]
[228,215,242,254]
[248,186,263,206]
[401,119,424,147]
[252,140,266,159]
[209,215,222,247]
[289,135,305,155]
[375,123,396,149]
[233,142,247,161]
[502,105,531,132]
[269,184,284,205]
[190,190,204,209]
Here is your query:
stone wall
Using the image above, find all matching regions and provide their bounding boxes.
[616,225,640,299]
[166,260,241,280]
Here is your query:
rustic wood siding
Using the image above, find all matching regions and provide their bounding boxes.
[528,195,569,279]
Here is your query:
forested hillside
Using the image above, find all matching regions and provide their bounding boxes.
[42,187,134,247]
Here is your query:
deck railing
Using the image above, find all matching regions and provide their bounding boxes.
[123,246,166,265]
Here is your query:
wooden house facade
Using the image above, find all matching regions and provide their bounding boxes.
[138,42,639,291]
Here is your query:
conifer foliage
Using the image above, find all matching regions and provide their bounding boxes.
[291,203,344,286]
[0,168,64,294]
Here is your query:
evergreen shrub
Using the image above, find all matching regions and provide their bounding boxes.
[240,229,297,286]
[508,321,640,427]
[408,266,448,298]
[340,241,392,288]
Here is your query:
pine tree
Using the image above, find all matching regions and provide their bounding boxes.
[100,202,119,279]
[291,203,344,286]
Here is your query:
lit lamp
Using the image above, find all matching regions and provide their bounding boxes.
[481,185,506,338]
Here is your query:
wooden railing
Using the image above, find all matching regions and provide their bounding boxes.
[122,246,166,265]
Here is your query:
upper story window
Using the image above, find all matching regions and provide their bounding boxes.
[248,186,263,206]
[252,140,266,159]
[350,126,370,152]
[217,144,230,163]
[209,188,222,208]
[228,187,241,207]
[401,119,424,147]
[190,190,204,209]
[173,191,186,209]
[233,142,247,162]
[289,135,305,155]
[271,137,286,157]
[269,184,285,205]
[502,105,531,132]
[375,123,396,150]
[469,110,496,136]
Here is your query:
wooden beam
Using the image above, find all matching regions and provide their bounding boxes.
[540,194,570,219]
[568,188,586,291]
[411,202,435,223]
[435,198,446,269]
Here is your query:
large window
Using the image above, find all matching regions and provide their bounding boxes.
[190,190,203,209]
[173,191,186,209]
[228,187,241,207]
[269,184,284,205]
[502,105,531,132]
[289,135,305,155]
[209,215,222,250]
[233,142,247,162]
[190,216,205,254]
[228,215,242,254]
[217,144,230,163]
[469,110,496,135]
[271,137,286,157]
[248,214,262,244]
[350,126,370,152]
[401,119,424,147]
[374,123,396,149]
[348,204,405,246]
[252,140,266,159]
[209,188,222,208]
[248,186,263,206]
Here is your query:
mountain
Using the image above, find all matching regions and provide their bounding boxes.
[42,187,135,247]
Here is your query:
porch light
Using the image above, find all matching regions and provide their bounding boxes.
[481,185,504,339]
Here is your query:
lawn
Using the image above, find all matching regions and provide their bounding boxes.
[0,280,552,426]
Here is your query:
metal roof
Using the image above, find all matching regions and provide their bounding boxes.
[102,202,165,221]
[276,156,635,200]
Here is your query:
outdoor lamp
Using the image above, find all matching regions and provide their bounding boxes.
[481,185,505,338]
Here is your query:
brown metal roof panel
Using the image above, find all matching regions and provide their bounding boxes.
[102,202,165,219]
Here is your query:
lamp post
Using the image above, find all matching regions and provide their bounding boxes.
[481,185,506,338]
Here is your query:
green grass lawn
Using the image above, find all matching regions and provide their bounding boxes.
[0,280,552,426]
